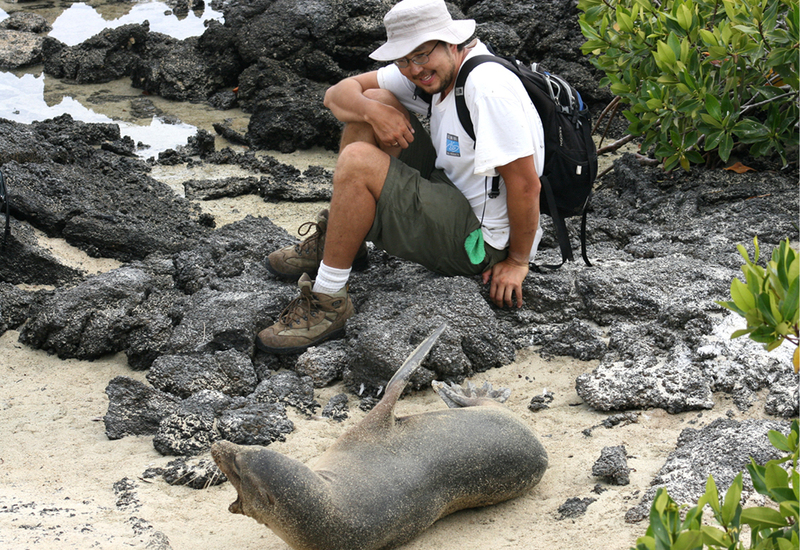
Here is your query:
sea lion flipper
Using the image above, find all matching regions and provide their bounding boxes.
[384,322,447,401]
[431,380,511,408]
[359,323,447,428]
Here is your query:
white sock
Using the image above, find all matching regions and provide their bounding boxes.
[313,261,351,294]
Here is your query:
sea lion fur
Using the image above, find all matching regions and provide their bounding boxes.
[211,323,548,550]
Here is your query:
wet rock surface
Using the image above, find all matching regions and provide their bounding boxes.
[0,28,44,69]
[1,116,210,263]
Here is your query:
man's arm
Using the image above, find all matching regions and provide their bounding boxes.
[324,72,415,148]
[482,155,541,308]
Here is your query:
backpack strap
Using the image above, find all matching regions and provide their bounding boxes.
[538,175,574,268]
[0,169,9,253]
[454,55,520,201]
[455,55,575,266]
[453,55,511,142]
[413,86,433,117]
[580,203,592,267]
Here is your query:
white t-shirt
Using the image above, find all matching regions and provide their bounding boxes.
[376,40,545,259]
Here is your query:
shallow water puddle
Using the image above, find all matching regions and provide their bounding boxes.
[48,1,222,46]
[0,0,226,158]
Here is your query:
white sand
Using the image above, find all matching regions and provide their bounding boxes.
[0,326,765,550]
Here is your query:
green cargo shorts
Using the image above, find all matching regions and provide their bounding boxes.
[365,116,507,276]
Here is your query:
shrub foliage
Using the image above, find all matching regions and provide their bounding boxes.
[578,0,799,171]
[631,420,799,550]
[717,238,799,371]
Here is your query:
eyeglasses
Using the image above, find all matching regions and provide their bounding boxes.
[394,41,441,69]
[0,170,9,252]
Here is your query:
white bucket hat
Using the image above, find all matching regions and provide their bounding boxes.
[369,0,476,61]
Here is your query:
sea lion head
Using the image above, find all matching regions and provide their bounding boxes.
[211,440,332,549]
[210,440,262,516]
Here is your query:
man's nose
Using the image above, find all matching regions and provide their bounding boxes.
[409,63,425,76]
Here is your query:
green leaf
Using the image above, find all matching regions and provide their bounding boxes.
[633,535,656,550]
[698,29,717,46]
[656,40,677,66]
[779,500,799,519]
[757,293,779,327]
[765,462,790,491]
[617,7,635,34]
[705,94,722,120]
[734,119,770,143]
[703,475,721,514]
[611,82,633,95]
[705,130,724,149]
[681,505,704,531]
[721,473,742,526]
[741,506,788,529]
[769,430,792,453]
[719,133,734,161]
[779,270,798,322]
[732,24,760,36]
[673,529,703,550]
[685,150,705,165]
[700,525,728,546]
[731,278,756,311]
[748,460,769,495]
[663,154,681,172]
[650,508,671,548]
[677,3,693,31]
[769,487,797,502]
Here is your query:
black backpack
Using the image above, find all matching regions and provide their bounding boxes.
[416,50,598,267]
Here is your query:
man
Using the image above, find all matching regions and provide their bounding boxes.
[258,0,545,354]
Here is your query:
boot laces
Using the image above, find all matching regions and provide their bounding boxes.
[294,220,324,256]
[279,290,321,328]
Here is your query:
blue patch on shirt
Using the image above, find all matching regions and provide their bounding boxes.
[446,133,460,157]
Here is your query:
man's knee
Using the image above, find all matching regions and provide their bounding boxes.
[338,141,379,169]
[335,142,390,191]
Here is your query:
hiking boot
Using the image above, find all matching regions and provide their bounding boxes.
[266,209,368,280]
[256,273,354,354]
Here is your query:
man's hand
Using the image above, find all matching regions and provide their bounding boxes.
[482,258,529,308]
[324,72,415,150]
[365,101,415,149]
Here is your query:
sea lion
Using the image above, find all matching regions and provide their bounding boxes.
[211,323,548,550]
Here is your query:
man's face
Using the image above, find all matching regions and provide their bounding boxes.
[397,40,458,96]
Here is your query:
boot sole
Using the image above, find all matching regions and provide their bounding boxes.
[265,254,370,282]
[255,327,346,355]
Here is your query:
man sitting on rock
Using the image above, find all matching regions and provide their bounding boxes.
[257,0,544,354]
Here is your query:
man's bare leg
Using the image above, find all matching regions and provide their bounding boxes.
[257,91,414,353]
[321,89,409,270]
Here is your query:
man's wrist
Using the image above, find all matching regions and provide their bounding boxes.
[504,254,530,268]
